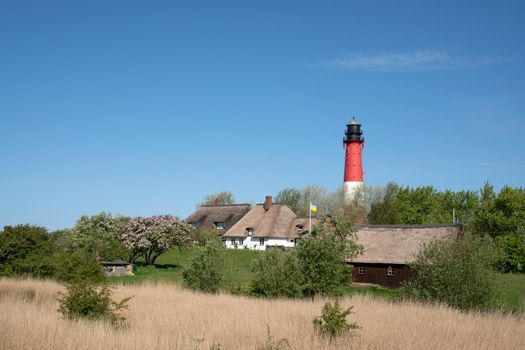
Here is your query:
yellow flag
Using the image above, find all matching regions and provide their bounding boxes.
[309,201,317,212]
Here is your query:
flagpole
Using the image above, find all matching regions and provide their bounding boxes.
[309,202,312,234]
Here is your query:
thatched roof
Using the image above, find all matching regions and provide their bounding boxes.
[289,217,320,237]
[347,224,462,265]
[225,204,317,239]
[186,204,252,234]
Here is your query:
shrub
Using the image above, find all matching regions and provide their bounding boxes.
[57,281,131,326]
[182,242,227,293]
[194,230,221,246]
[296,233,354,297]
[55,249,106,284]
[0,224,57,277]
[251,249,304,298]
[313,299,359,340]
[401,235,500,311]
[251,217,361,299]
[495,234,525,273]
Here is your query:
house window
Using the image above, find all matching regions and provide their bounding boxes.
[214,222,225,230]
[295,224,304,233]
[237,238,243,245]
[259,238,265,245]
[230,238,235,244]
[358,267,365,275]
[246,227,253,236]
[190,222,199,229]
[387,266,395,277]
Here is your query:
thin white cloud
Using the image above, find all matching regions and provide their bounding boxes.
[324,50,504,72]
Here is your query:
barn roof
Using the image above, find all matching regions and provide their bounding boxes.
[224,204,318,239]
[186,204,252,235]
[347,224,462,265]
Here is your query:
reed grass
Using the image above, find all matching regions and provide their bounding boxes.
[0,278,523,350]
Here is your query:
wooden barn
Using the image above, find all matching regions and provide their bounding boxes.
[347,224,463,288]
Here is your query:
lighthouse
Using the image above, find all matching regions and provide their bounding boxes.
[343,117,364,201]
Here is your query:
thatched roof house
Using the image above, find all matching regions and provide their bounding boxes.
[348,224,462,287]
[186,203,252,235]
[223,196,319,250]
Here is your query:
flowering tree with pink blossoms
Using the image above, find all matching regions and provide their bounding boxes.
[120,215,193,265]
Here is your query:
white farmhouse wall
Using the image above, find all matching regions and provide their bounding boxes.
[224,236,296,251]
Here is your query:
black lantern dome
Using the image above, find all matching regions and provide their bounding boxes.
[344,116,364,143]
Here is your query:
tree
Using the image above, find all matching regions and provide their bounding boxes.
[274,185,326,217]
[274,188,302,215]
[182,241,228,293]
[472,184,525,239]
[0,224,56,277]
[119,215,192,265]
[296,217,361,297]
[401,235,499,311]
[199,191,235,206]
[251,248,304,298]
[321,185,372,223]
[69,212,129,261]
[495,234,525,273]
[368,182,401,224]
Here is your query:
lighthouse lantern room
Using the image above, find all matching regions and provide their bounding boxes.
[343,117,364,201]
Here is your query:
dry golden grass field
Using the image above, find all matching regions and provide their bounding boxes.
[0,278,524,350]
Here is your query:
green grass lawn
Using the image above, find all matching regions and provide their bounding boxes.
[110,246,525,312]
[495,273,525,313]
[110,246,261,288]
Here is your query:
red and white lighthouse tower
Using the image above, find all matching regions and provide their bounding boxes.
[343,117,364,201]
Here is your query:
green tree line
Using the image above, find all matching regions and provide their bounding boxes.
[275,182,525,273]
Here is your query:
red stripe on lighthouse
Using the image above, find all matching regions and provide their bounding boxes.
[344,142,363,182]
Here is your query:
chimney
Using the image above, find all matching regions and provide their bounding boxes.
[263,196,273,211]
[214,198,220,206]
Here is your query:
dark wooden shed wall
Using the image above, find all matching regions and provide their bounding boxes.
[349,263,414,288]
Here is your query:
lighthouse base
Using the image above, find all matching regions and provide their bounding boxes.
[344,181,363,202]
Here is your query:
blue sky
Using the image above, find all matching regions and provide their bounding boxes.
[1,0,524,230]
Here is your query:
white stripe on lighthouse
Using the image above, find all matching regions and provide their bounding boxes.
[344,181,363,201]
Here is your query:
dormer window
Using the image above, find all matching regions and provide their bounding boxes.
[246,227,254,236]
[214,222,225,230]
[190,222,199,229]
[295,224,304,233]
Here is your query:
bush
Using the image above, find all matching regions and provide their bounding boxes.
[0,224,57,277]
[401,235,500,311]
[495,234,525,273]
[194,230,221,246]
[251,217,361,299]
[296,233,354,297]
[251,249,304,298]
[55,249,106,284]
[57,281,131,326]
[313,300,358,340]
[182,242,227,293]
